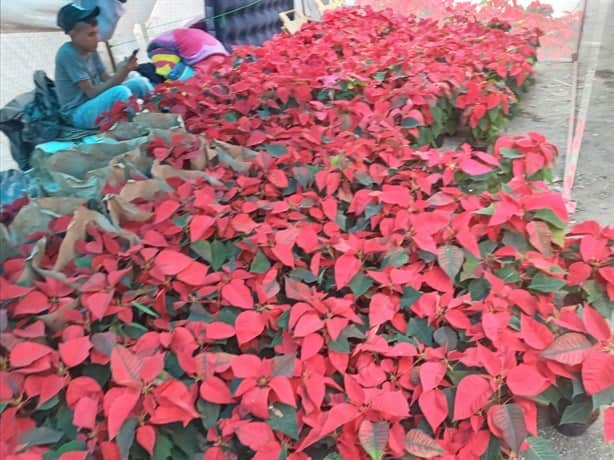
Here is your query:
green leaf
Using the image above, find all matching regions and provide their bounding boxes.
[592,386,614,407]
[272,353,296,377]
[509,314,521,331]
[532,386,562,406]
[533,209,566,230]
[406,318,433,346]
[210,241,229,270]
[190,240,211,261]
[523,436,560,460]
[402,117,421,128]
[492,404,527,454]
[164,351,184,378]
[381,249,409,268]
[529,274,566,293]
[460,256,480,281]
[57,441,88,453]
[191,240,228,270]
[496,265,522,283]
[373,71,387,81]
[263,144,288,157]
[443,386,456,419]
[583,280,614,318]
[132,301,159,318]
[268,403,299,440]
[38,395,60,411]
[293,166,314,188]
[250,249,271,273]
[469,278,491,301]
[153,433,173,460]
[122,322,148,339]
[219,307,240,326]
[277,310,290,329]
[335,212,347,231]
[418,250,437,263]
[503,231,529,253]
[401,287,422,309]
[289,268,318,284]
[560,398,593,425]
[358,420,389,460]
[82,364,110,387]
[117,418,137,460]
[74,256,92,269]
[447,369,472,386]
[173,215,189,228]
[349,273,373,297]
[43,441,88,460]
[431,105,444,125]
[355,171,375,187]
[53,404,76,440]
[433,326,458,349]
[501,147,524,159]
[198,399,221,430]
[364,204,382,219]
[476,204,495,215]
[20,427,63,450]
[223,112,239,122]
[329,324,365,353]
[188,303,215,323]
[480,436,501,460]
[479,240,498,257]
[488,108,500,122]
[437,245,464,280]
[162,424,202,456]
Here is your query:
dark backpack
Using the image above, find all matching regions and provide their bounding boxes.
[21,70,63,145]
[0,71,95,171]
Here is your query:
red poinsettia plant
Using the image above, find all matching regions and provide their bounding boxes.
[2,125,612,459]
[141,6,539,149]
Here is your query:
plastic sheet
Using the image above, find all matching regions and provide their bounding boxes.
[205,0,295,48]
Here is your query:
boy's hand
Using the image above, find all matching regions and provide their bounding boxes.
[119,55,138,76]
[127,54,138,71]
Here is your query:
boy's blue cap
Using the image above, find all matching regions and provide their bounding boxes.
[57,3,100,33]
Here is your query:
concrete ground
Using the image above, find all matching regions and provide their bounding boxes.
[506,0,614,228]
[505,0,614,457]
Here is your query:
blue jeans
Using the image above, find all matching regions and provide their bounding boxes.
[70,75,153,129]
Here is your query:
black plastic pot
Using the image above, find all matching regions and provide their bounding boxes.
[548,406,600,437]
[466,141,490,152]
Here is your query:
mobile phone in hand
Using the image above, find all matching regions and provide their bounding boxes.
[131,49,139,58]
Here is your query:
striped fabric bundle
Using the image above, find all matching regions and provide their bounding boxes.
[147,28,229,81]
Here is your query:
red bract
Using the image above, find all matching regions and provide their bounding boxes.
[231,354,297,419]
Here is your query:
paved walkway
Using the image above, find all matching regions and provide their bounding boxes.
[506,0,614,456]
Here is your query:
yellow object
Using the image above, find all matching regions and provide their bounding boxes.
[315,0,345,14]
[151,52,181,78]
[279,9,309,35]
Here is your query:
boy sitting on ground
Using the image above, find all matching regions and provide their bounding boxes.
[55,2,153,129]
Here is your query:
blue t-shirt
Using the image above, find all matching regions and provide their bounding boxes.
[54,42,106,116]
